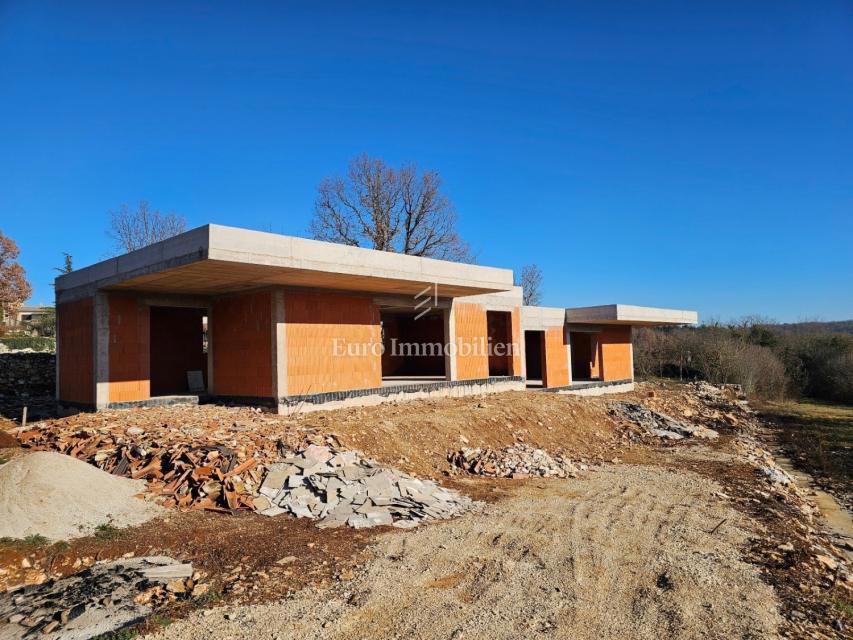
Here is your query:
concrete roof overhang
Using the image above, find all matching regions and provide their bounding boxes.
[55,225,515,304]
[565,304,698,327]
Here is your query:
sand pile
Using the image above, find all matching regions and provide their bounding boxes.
[0,452,163,541]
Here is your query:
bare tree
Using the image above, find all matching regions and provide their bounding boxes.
[0,230,32,319]
[108,201,187,254]
[310,154,472,261]
[516,264,543,305]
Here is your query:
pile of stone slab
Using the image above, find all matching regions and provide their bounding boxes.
[0,556,192,640]
[253,445,475,529]
[447,443,581,479]
[609,401,719,440]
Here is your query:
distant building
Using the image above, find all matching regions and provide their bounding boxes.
[2,304,54,329]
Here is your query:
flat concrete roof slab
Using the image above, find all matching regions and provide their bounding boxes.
[565,304,698,326]
[56,224,514,302]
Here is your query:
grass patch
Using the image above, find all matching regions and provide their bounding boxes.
[93,628,139,640]
[833,597,853,617]
[758,399,852,495]
[94,523,121,540]
[0,534,50,549]
[192,589,223,608]
[149,614,172,627]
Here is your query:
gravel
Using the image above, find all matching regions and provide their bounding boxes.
[151,465,783,640]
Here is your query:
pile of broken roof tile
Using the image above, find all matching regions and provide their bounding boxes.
[447,443,581,479]
[253,445,475,529]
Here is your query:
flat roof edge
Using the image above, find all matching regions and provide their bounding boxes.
[566,303,698,326]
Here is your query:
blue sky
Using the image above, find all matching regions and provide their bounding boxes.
[1,1,851,322]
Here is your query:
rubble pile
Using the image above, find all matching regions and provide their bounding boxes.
[16,410,325,512]
[0,556,195,640]
[254,445,475,529]
[609,401,719,440]
[447,443,582,478]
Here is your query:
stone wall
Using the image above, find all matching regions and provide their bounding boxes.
[0,352,55,402]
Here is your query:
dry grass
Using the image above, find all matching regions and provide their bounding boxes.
[758,399,853,506]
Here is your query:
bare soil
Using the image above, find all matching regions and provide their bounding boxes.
[1,384,851,639]
[150,466,782,640]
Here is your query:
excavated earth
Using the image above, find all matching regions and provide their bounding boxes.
[1,383,851,639]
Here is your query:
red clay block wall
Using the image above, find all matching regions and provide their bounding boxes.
[454,303,489,380]
[212,292,273,398]
[150,307,207,396]
[600,326,633,381]
[285,291,381,395]
[542,326,569,388]
[510,307,523,376]
[108,294,150,403]
[57,297,94,404]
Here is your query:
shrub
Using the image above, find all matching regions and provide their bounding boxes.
[0,336,55,351]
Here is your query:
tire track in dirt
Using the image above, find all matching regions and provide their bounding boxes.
[153,464,783,640]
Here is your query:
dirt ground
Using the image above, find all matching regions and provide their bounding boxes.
[2,383,852,639]
[150,465,782,640]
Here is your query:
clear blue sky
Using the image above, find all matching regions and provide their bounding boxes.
[1,1,851,322]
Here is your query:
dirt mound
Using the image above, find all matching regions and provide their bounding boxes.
[0,452,163,541]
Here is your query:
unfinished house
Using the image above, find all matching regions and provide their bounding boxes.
[521,304,698,395]
[54,225,526,414]
[55,225,697,413]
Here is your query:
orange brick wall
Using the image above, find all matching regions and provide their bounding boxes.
[212,292,273,398]
[454,302,489,380]
[510,307,523,376]
[57,297,94,404]
[600,326,633,381]
[108,294,150,403]
[543,326,570,387]
[285,291,381,395]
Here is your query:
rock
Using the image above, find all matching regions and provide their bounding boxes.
[609,402,719,440]
[448,444,579,479]
[0,556,190,639]
[254,445,476,529]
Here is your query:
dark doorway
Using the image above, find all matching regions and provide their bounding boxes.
[380,309,446,380]
[524,330,544,387]
[487,311,513,377]
[570,331,599,381]
[150,306,207,396]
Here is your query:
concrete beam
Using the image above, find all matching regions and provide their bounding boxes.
[565,304,698,326]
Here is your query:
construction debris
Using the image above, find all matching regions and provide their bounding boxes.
[254,445,475,529]
[447,443,582,478]
[14,410,325,512]
[609,401,719,440]
[0,556,194,640]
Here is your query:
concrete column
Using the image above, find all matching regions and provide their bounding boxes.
[565,326,573,385]
[272,289,288,413]
[93,292,110,409]
[443,303,457,381]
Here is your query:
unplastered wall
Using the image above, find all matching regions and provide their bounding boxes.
[57,297,94,404]
[542,326,569,387]
[600,325,633,381]
[211,291,273,398]
[453,302,489,380]
[285,291,381,395]
[108,294,150,403]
